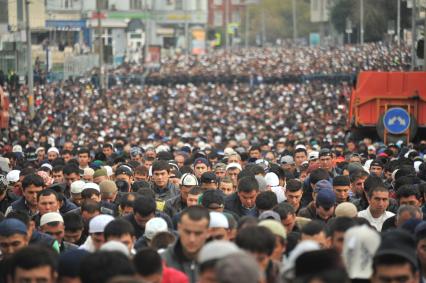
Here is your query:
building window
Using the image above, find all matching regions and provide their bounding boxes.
[214,0,223,5]
[130,0,143,9]
[96,0,109,10]
[214,11,223,27]
[231,11,240,23]
[175,0,183,10]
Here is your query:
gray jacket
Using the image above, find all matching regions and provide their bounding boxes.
[161,239,198,283]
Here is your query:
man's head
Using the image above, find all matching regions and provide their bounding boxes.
[102,143,114,157]
[237,176,259,209]
[369,159,384,177]
[315,189,336,221]
[93,168,109,184]
[37,189,60,216]
[318,148,334,171]
[0,219,29,258]
[52,166,64,183]
[115,165,134,186]
[368,186,390,217]
[285,179,303,210]
[151,160,170,188]
[187,186,203,207]
[327,217,356,254]
[178,206,210,258]
[63,164,80,187]
[301,220,330,248]
[22,174,44,207]
[396,205,423,228]
[7,246,58,283]
[78,148,91,168]
[47,147,60,162]
[104,218,136,253]
[226,163,242,187]
[133,196,157,229]
[219,176,235,196]
[133,248,163,283]
[88,214,114,251]
[208,211,229,241]
[332,175,351,203]
[40,212,65,244]
[235,226,276,272]
[350,170,369,196]
[200,171,219,191]
[294,148,308,168]
[99,180,118,203]
[397,185,422,207]
[274,202,296,232]
[63,213,84,244]
[192,157,209,177]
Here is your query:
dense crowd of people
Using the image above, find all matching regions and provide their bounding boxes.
[0,42,425,283]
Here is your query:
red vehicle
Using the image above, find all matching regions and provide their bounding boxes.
[0,86,9,130]
[348,71,426,143]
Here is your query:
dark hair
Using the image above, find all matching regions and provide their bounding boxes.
[373,254,417,275]
[301,220,326,236]
[8,246,58,280]
[136,186,155,199]
[201,189,225,208]
[63,164,80,176]
[81,188,100,200]
[294,148,307,156]
[310,169,330,185]
[397,185,421,200]
[22,174,44,190]
[349,170,369,183]
[52,165,64,173]
[133,196,156,217]
[7,210,30,226]
[364,176,385,194]
[180,206,210,223]
[236,226,275,256]
[37,189,59,202]
[237,176,259,193]
[273,202,295,220]
[326,217,356,237]
[255,191,278,211]
[188,186,203,195]
[79,251,135,283]
[133,248,163,276]
[81,200,101,214]
[119,193,137,209]
[78,148,90,156]
[286,179,302,192]
[367,186,389,199]
[134,166,148,176]
[237,216,259,231]
[63,213,84,231]
[104,219,135,240]
[150,231,176,250]
[103,144,113,149]
[151,160,170,173]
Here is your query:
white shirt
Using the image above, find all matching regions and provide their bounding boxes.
[357,206,394,232]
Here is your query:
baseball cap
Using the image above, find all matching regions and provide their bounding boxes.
[315,188,336,209]
[318,148,332,157]
[226,162,242,171]
[374,229,418,269]
[280,155,294,165]
[144,217,168,240]
[314,180,333,192]
[201,189,225,209]
[115,165,134,177]
[198,240,241,265]
[89,214,114,233]
[258,210,281,221]
[0,219,27,236]
[213,163,227,171]
[200,172,218,184]
[12,145,23,153]
[332,176,350,187]
[370,159,384,168]
[180,173,198,186]
[6,170,20,183]
[308,151,319,160]
[343,225,381,279]
[40,212,64,226]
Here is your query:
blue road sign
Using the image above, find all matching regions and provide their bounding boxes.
[383,107,410,134]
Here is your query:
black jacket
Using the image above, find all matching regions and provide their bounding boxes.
[123,211,173,239]
[225,192,258,218]
[161,238,198,283]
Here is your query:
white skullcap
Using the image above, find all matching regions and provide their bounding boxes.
[264,172,279,187]
[70,180,86,194]
[41,163,53,171]
[6,170,20,183]
[100,240,130,257]
[47,147,60,155]
[209,212,229,229]
[12,145,23,153]
[84,167,95,176]
[89,214,114,233]
[82,182,100,192]
[103,166,113,177]
[144,217,168,240]
[40,212,64,226]
[226,162,242,171]
[198,240,240,264]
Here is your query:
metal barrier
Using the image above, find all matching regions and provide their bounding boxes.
[63,54,99,79]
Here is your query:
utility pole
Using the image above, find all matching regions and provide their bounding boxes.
[261,5,266,45]
[25,0,34,119]
[245,3,249,48]
[411,0,416,70]
[397,0,401,46]
[360,0,364,44]
[291,0,297,41]
[97,2,104,91]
